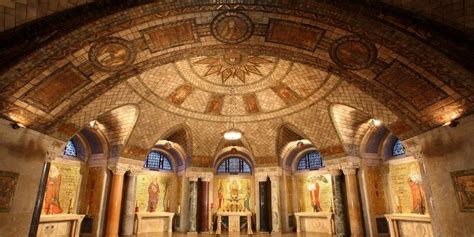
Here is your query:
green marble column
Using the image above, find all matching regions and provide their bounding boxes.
[188,180,198,232]
[331,169,347,237]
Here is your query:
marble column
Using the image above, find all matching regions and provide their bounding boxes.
[120,170,140,236]
[188,178,198,233]
[270,175,281,233]
[29,162,51,237]
[330,169,347,237]
[198,180,210,232]
[105,166,127,237]
[342,167,363,237]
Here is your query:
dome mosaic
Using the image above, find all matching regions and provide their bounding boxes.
[134,49,339,122]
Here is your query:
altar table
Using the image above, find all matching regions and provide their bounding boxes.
[134,212,174,234]
[216,211,253,234]
[38,214,85,237]
[385,214,433,237]
[294,212,335,236]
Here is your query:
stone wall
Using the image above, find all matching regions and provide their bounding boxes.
[406,114,474,237]
[0,118,63,236]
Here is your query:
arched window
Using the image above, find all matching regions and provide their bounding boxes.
[392,139,406,156]
[63,140,77,157]
[297,151,323,170]
[217,157,251,174]
[144,151,172,171]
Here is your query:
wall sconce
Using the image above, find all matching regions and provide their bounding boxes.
[371,119,382,126]
[443,119,459,127]
[88,120,99,130]
[10,122,26,129]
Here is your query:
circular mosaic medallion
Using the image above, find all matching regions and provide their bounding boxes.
[211,11,254,44]
[89,37,136,71]
[330,36,377,70]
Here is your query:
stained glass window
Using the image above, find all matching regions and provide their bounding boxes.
[392,139,406,156]
[63,140,77,157]
[217,157,251,174]
[297,151,323,170]
[144,151,172,171]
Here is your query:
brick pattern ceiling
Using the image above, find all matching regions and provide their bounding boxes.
[0,1,473,165]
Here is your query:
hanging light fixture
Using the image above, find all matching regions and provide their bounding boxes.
[223,80,242,140]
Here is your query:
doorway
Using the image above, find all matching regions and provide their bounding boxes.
[259,177,272,232]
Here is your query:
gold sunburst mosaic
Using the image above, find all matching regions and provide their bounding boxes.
[194,50,272,84]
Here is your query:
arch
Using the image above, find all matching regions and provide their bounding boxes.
[280,139,316,170]
[214,131,253,159]
[295,150,324,171]
[276,123,309,165]
[78,127,108,156]
[360,125,390,155]
[160,124,192,167]
[213,146,254,174]
[329,104,376,156]
[144,150,173,171]
[60,124,109,162]
[216,157,252,174]
[290,147,325,172]
[152,140,186,172]
[359,124,410,159]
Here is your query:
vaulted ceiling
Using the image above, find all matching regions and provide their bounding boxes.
[0,1,473,166]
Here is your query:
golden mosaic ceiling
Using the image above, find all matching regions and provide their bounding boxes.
[0,1,473,163]
[133,51,337,122]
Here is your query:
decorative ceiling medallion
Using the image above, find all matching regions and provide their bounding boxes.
[194,50,272,84]
[89,37,136,72]
[211,11,254,44]
[329,36,377,70]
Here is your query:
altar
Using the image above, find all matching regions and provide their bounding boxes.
[294,212,335,236]
[37,214,85,237]
[384,214,433,237]
[134,212,174,235]
[216,211,253,234]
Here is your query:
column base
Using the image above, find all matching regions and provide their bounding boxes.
[186,231,198,236]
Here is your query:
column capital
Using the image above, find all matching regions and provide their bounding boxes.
[327,166,342,176]
[201,173,213,182]
[108,164,128,175]
[188,175,199,182]
[128,166,143,176]
[341,166,358,175]
[269,175,281,183]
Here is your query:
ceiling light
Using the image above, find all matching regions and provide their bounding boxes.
[372,119,382,126]
[224,129,242,140]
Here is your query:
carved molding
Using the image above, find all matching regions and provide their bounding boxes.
[108,163,129,175]
[341,166,358,176]
[326,166,342,176]
[128,166,144,176]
